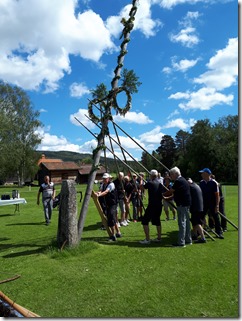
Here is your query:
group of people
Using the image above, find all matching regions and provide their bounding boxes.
[95,166,227,246]
[36,169,227,247]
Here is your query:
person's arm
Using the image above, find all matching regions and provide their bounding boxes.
[37,190,41,205]
[215,191,220,213]
[162,188,174,200]
[52,186,56,200]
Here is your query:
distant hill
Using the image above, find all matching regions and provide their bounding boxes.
[36,150,93,162]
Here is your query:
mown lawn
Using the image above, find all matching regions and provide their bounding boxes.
[0,184,239,318]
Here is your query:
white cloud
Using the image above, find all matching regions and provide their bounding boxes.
[0,0,115,92]
[70,82,90,98]
[169,27,199,47]
[162,118,196,130]
[168,38,237,111]
[194,38,238,90]
[113,111,153,124]
[139,126,164,144]
[70,109,96,129]
[172,57,199,72]
[178,87,234,111]
[154,0,208,10]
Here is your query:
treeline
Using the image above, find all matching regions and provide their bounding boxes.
[141,115,238,184]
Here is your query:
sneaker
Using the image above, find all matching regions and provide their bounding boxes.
[185,242,193,245]
[139,239,151,244]
[116,233,122,238]
[223,228,227,232]
[126,219,131,223]
[151,238,162,243]
[195,239,207,243]
[172,243,186,248]
[117,222,121,227]
[108,236,116,242]
[120,221,127,226]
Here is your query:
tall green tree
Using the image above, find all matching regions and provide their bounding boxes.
[156,135,176,170]
[213,115,238,182]
[174,130,191,176]
[0,81,42,185]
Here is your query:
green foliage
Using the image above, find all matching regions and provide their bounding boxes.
[156,134,177,169]
[152,115,238,182]
[120,68,142,94]
[0,184,238,317]
[0,82,42,184]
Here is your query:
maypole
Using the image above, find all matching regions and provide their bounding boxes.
[78,1,139,240]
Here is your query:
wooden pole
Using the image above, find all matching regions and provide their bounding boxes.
[0,291,40,317]
[91,191,112,237]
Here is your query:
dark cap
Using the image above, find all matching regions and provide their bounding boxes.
[199,168,212,174]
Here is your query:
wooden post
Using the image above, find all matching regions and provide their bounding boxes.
[57,180,79,249]
[91,191,112,237]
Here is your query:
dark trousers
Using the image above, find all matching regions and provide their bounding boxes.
[219,198,227,229]
[207,208,222,235]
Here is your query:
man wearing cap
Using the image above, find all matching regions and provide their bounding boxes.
[139,169,165,244]
[199,168,224,239]
[95,173,121,241]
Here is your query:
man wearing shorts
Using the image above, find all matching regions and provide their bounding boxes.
[139,170,165,244]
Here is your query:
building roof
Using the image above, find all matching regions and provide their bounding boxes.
[37,154,62,166]
[78,164,106,175]
[41,162,80,171]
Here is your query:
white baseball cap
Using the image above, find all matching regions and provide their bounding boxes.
[102,173,110,179]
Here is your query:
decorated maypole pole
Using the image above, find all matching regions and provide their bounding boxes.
[78,1,139,240]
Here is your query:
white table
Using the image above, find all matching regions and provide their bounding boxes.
[0,198,27,213]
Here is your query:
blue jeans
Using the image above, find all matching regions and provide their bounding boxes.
[177,206,192,245]
[43,198,53,222]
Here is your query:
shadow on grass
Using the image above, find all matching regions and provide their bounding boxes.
[83,222,102,231]
[83,230,180,248]
[0,236,56,258]
[2,248,44,258]
[6,222,45,226]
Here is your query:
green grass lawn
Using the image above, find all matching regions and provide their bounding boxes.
[0,184,239,317]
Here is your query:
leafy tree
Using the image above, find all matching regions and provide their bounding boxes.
[156,135,176,170]
[0,81,42,185]
[185,119,216,180]
[213,115,238,182]
[174,130,191,175]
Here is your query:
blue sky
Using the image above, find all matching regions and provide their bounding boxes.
[0,0,238,161]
